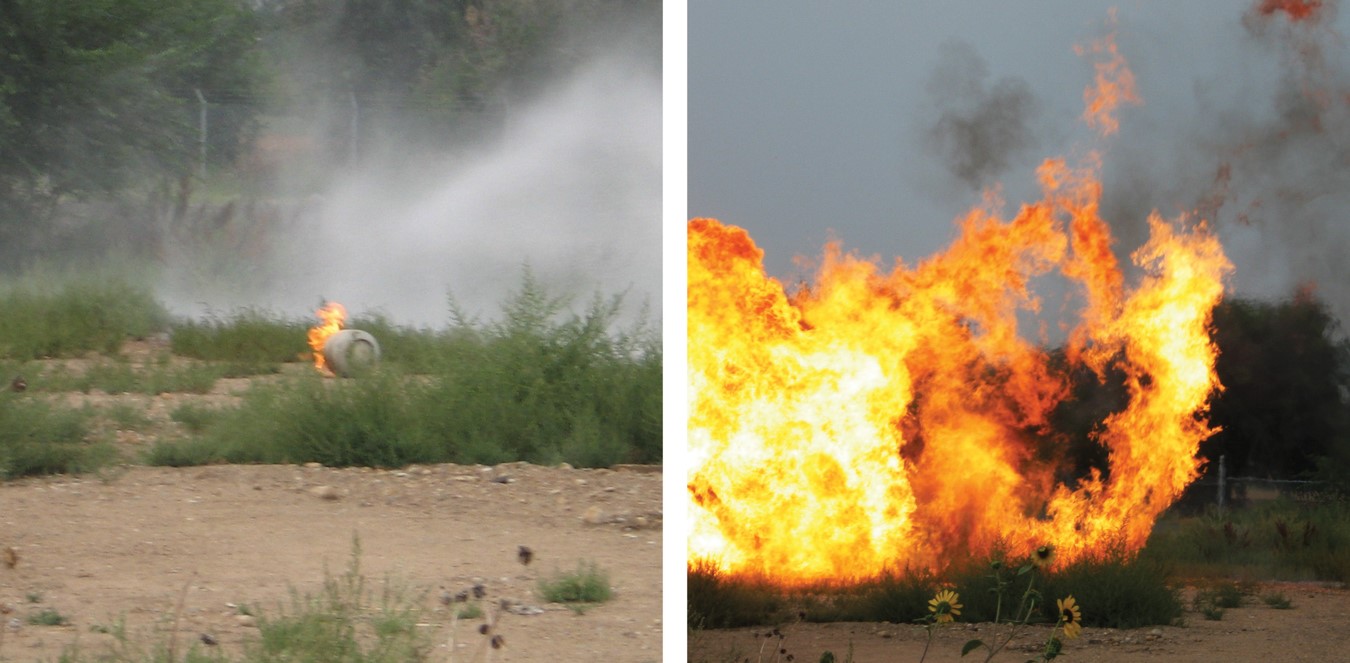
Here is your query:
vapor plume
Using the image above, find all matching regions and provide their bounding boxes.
[159,39,659,328]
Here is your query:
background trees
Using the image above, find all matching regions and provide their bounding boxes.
[0,0,661,263]
[0,0,264,252]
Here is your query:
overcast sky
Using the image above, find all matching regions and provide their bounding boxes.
[689,1,1350,325]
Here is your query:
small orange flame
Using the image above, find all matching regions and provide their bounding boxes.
[1257,0,1323,21]
[308,302,347,374]
[1076,10,1141,137]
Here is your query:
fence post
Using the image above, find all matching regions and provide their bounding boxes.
[1218,454,1226,510]
[195,89,208,179]
[350,91,360,165]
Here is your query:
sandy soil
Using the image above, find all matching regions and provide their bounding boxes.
[0,462,662,662]
[689,582,1350,662]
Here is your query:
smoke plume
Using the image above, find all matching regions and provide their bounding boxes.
[1099,0,1350,325]
[923,39,1039,191]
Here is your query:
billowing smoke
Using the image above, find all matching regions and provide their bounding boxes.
[922,39,1039,192]
[1099,0,1350,325]
[159,37,659,328]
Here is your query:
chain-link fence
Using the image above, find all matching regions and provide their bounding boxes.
[1173,455,1331,513]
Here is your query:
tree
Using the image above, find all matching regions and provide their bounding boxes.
[0,0,265,257]
[1206,289,1350,480]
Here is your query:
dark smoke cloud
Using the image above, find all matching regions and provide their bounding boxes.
[1100,0,1350,325]
[923,40,1039,191]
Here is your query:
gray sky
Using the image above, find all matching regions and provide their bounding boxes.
[689,1,1350,326]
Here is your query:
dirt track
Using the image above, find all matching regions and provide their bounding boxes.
[0,462,662,662]
[690,582,1350,662]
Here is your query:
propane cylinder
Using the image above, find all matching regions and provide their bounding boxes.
[322,329,381,377]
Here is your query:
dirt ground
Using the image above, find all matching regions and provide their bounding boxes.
[0,462,662,662]
[689,582,1350,662]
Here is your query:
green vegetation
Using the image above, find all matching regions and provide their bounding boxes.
[688,551,1182,631]
[41,360,231,395]
[537,560,615,605]
[0,392,106,479]
[44,540,501,663]
[0,266,661,476]
[27,608,71,626]
[170,308,309,373]
[0,274,168,360]
[145,272,661,470]
[1141,499,1350,583]
[251,544,427,663]
[686,562,786,630]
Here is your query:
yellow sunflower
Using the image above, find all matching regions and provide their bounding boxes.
[928,589,963,624]
[1032,544,1055,569]
[1057,595,1082,640]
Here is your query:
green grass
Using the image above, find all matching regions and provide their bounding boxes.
[145,273,662,470]
[170,308,309,371]
[687,562,785,629]
[51,539,444,663]
[536,560,614,605]
[0,391,109,479]
[0,271,168,360]
[38,359,230,395]
[1142,499,1350,582]
[1261,591,1293,609]
[170,402,223,434]
[688,550,1183,630]
[2,266,662,479]
[27,608,71,626]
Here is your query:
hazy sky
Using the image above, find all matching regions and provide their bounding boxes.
[689,1,1350,323]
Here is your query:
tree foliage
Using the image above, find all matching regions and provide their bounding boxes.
[1207,290,1350,481]
[0,0,265,252]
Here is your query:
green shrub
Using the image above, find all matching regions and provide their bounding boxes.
[168,368,442,469]
[27,608,71,626]
[170,402,223,434]
[143,438,223,468]
[687,562,784,629]
[149,271,662,470]
[170,308,309,368]
[1040,552,1183,629]
[1143,500,1350,582]
[0,273,167,359]
[250,539,428,663]
[537,560,614,604]
[0,392,110,479]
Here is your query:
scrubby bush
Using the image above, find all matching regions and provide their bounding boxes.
[0,272,167,359]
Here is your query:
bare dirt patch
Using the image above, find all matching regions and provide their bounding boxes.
[1,462,662,662]
[690,582,1350,662]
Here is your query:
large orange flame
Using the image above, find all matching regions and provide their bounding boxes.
[688,26,1233,583]
[688,168,1231,585]
[308,302,347,375]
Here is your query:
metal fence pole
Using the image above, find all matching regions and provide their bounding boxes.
[1218,454,1226,510]
[195,89,208,179]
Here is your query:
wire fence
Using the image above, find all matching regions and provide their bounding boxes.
[1174,455,1333,513]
